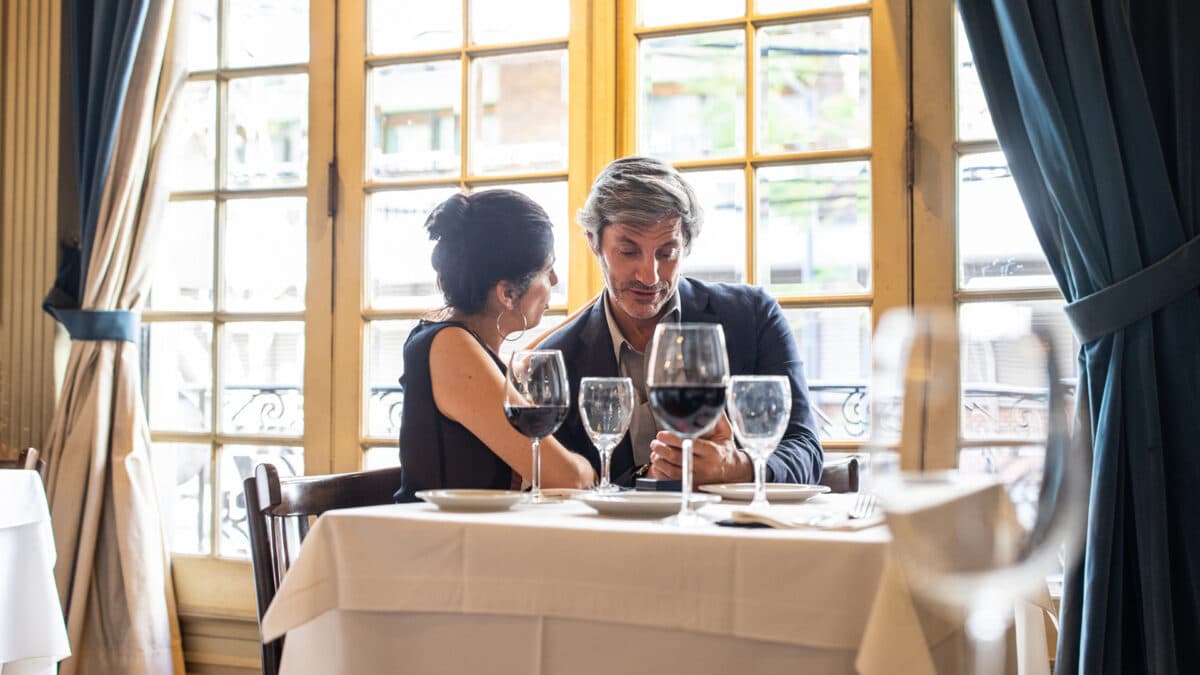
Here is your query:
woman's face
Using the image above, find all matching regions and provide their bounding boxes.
[513,259,558,330]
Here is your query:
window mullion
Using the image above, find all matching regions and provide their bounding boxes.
[329,0,368,475]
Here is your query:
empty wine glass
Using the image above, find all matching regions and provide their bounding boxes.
[646,323,729,526]
[866,308,1087,675]
[727,375,791,509]
[504,350,569,503]
[579,377,634,493]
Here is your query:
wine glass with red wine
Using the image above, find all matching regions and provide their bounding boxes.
[646,323,729,526]
[504,349,570,503]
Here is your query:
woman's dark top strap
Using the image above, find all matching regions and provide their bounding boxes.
[394,320,513,502]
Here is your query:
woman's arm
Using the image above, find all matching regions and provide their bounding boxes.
[429,327,596,489]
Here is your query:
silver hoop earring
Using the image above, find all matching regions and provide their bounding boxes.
[498,307,528,343]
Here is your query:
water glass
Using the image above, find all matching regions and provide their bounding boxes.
[579,377,634,492]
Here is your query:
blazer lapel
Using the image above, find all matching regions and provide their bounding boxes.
[574,298,639,475]
[679,277,717,324]
[576,300,617,377]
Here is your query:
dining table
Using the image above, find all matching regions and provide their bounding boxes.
[0,470,70,675]
[261,479,1050,675]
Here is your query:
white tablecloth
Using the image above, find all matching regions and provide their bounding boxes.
[0,471,70,675]
[262,486,1045,675]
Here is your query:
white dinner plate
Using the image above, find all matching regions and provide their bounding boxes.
[698,483,830,503]
[415,489,526,512]
[575,492,721,518]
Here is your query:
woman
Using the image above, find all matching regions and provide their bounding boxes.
[394,190,595,502]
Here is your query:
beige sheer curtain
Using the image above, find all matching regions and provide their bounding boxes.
[42,2,187,673]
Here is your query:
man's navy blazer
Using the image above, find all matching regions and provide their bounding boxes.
[541,277,824,486]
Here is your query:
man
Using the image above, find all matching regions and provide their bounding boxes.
[542,156,823,486]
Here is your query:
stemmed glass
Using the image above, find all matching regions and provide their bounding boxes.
[646,323,729,526]
[578,377,634,493]
[866,309,1087,675]
[504,349,569,503]
[727,375,791,510]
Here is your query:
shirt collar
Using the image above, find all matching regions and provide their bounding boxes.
[602,288,681,364]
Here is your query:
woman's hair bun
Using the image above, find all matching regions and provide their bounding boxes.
[424,192,471,242]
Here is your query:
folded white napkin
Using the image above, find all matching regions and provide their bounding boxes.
[730,508,885,531]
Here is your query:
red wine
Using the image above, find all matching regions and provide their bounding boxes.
[504,405,569,438]
[648,385,726,435]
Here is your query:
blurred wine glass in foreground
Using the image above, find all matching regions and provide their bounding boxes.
[866,308,1088,675]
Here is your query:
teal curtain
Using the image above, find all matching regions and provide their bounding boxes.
[958,1,1200,672]
[43,0,148,341]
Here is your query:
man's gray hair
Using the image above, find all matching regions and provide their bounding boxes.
[577,156,703,249]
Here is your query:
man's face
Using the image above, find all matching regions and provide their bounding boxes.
[590,217,685,323]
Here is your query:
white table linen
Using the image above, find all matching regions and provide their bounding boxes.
[261,488,1009,675]
[0,471,70,675]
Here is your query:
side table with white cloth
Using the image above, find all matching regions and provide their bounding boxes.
[261,483,1047,675]
[0,471,70,675]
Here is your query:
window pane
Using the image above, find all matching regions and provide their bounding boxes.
[225,0,309,68]
[959,301,1076,440]
[144,322,213,433]
[479,181,568,306]
[680,169,745,284]
[639,0,742,27]
[956,14,996,141]
[367,188,458,310]
[151,442,211,555]
[366,320,418,439]
[369,0,461,54]
[164,81,216,191]
[218,444,303,558]
[368,61,461,180]
[783,307,870,440]
[758,17,870,153]
[757,161,870,296]
[226,75,308,189]
[364,446,401,470]
[471,50,568,175]
[149,200,214,311]
[756,0,852,13]
[186,0,217,71]
[640,31,745,161]
[471,0,568,45]
[221,322,305,435]
[223,197,307,312]
[958,152,1053,290]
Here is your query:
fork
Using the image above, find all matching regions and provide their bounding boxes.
[850,492,877,520]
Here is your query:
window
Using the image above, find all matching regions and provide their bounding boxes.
[618,0,909,448]
[911,0,1076,469]
[144,0,324,564]
[330,0,594,474]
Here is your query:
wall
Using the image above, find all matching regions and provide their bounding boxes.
[0,0,59,454]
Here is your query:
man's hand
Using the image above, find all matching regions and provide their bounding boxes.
[648,413,754,484]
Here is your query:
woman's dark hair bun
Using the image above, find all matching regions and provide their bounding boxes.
[424,192,471,242]
[422,189,556,315]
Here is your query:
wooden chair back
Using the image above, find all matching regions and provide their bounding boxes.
[819,456,860,493]
[244,462,404,675]
[0,447,44,474]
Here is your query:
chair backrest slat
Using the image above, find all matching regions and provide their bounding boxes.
[244,462,403,675]
[1,448,45,475]
[819,456,860,493]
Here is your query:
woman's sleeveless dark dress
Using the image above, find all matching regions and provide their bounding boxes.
[394,321,513,502]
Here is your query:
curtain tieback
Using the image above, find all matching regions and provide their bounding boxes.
[48,308,139,342]
[1065,233,1200,344]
